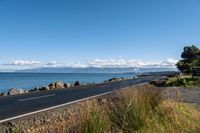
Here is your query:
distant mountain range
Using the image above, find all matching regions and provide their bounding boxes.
[16,67,178,73]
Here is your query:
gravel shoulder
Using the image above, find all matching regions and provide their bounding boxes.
[160,87,200,105]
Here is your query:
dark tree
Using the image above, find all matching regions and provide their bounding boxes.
[176,45,200,73]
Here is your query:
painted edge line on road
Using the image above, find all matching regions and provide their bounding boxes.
[18,94,56,102]
[0,82,148,124]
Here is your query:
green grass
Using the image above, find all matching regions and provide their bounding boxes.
[165,76,200,87]
[78,102,110,133]
[106,86,160,133]
[75,85,200,133]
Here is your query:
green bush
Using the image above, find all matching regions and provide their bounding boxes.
[166,77,200,87]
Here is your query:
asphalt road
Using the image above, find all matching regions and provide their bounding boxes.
[0,74,166,122]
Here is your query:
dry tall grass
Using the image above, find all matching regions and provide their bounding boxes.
[76,85,200,133]
[27,84,200,133]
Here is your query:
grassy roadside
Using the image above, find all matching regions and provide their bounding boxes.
[74,85,200,133]
[27,84,200,133]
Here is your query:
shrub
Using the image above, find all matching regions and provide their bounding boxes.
[78,102,110,133]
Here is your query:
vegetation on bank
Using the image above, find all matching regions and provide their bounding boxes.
[165,76,200,87]
[176,45,200,73]
[12,84,200,133]
[71,85,200,133]
[163,45,200,87]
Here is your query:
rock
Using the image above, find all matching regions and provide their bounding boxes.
[39,86,50,91]
[64,83,71,88]
[55,81,65,88]
[70,84,75,88]
[133,76,139,79]
[108,78,117,82]
[74,81,81,87]
[24,90,29,93]
[45,86,50,90]
[0,92,3,96]
[2,92,7,96]
[29,86,40,92]
[7,88,25,96]
[106,77,125,82]
[49,81,65,89]
[150,78,168,87]
[34,86,40,91]
[48,83,56,89]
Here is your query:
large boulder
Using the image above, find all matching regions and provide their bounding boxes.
[7,88,26,96]
[49,81,65,89]
[55,81,65,88]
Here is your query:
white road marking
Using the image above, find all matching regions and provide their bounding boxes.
[99,85,110,88]
[0,82,148,123]
[18,94,56,102]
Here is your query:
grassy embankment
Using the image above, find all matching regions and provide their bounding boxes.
[72,84,200,133]
[26,77,200,133]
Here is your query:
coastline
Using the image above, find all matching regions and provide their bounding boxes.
[0,72,135,93]
[0,71,178,97]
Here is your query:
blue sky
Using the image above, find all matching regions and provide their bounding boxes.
[0,0,200,70]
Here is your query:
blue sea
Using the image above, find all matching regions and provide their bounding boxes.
[0,73,135,92]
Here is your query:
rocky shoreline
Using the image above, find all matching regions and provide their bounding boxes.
[0,71,179,97]
[0,77,133,97]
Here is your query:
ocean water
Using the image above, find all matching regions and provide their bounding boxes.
[0,73,135,92]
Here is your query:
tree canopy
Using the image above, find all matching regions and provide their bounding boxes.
[176,45,200,73]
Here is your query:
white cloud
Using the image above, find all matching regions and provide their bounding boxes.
[86,58,178,68]
[88,59,128,68]
[161,58,178,66]
[3,58,178,69]
[4,60,61,67]
[5,60,41,66]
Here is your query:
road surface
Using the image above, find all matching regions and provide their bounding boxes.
[0,74,168,122]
